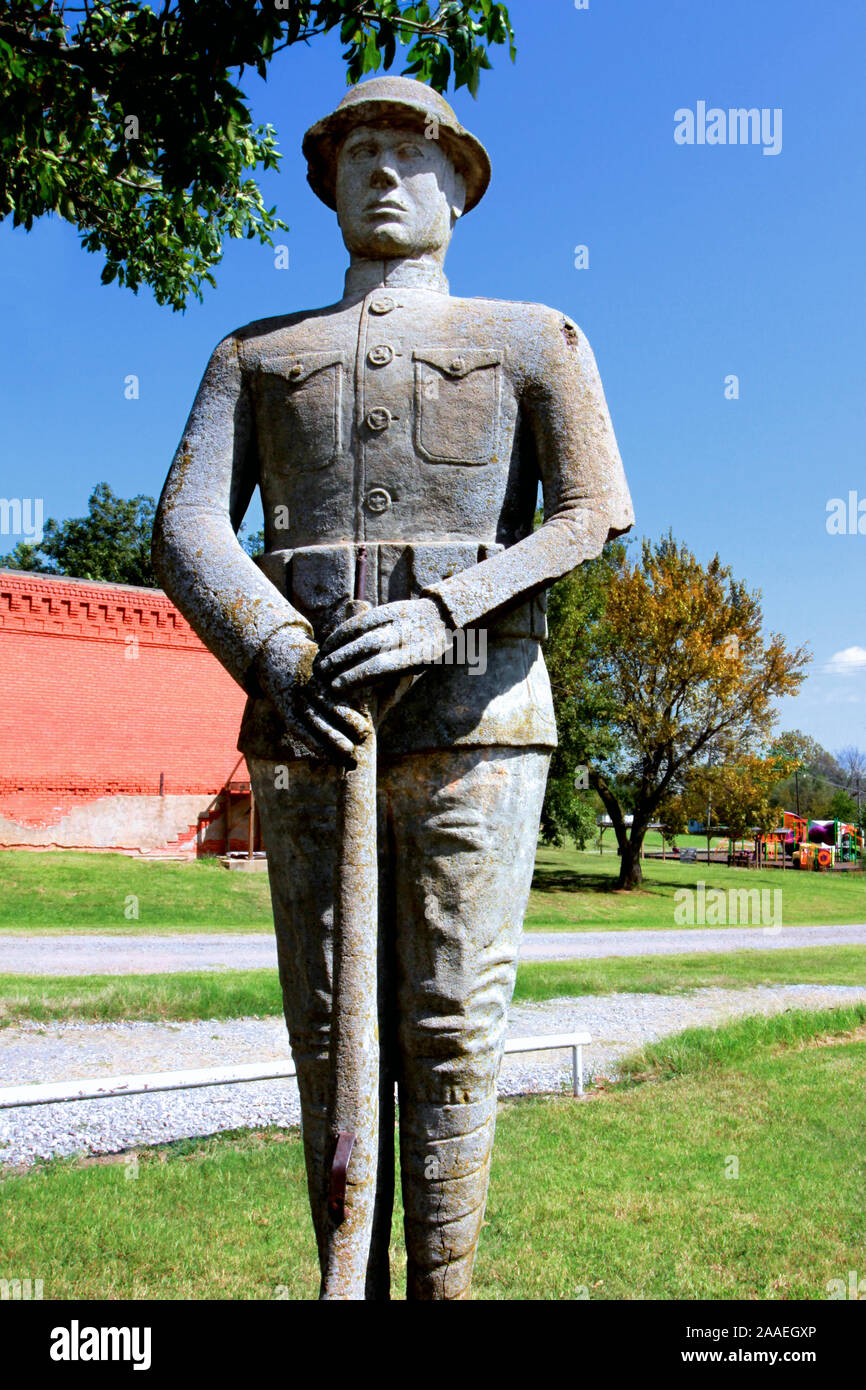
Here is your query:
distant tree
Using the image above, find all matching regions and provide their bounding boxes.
[827,788,859,824]
[769,731,846,818]
[836,745,866,820]
[0,483,156,586]
[241,526,265,558]
[539,539,626,849]
[0,1,515,309]
[656,792,687,854]
[683,754,796,863]
[577,535,809,889]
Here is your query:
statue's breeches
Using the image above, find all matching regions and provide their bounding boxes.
[248,744,550,1299]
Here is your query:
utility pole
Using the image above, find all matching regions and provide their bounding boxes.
[706,790,712,865]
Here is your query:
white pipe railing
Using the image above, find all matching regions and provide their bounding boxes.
[0,1030,591,1108]
[503,1031,590,1096]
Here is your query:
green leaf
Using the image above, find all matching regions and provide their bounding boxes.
[0,0,518,308]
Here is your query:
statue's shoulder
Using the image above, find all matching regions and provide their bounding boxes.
[221,303,349,368]
[447,295,588,373]
[449,293,583,346]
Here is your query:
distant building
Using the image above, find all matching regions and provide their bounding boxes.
[0,570,257,857]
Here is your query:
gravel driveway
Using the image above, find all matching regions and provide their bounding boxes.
[2,983,865,1168]
[4,923,866,974]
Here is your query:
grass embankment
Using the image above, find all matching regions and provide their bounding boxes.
[1,846,864,933]
[616,1000,866,1079]
[2,1008,863,1299]
[2,946,864,1026]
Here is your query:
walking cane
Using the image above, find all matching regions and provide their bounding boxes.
[321,547,380,1299]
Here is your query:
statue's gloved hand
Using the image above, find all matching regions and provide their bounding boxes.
[254,625,373,763]
[315,598,451,694]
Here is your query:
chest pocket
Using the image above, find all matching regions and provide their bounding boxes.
[413,347,502,465]
[256,350,346,472]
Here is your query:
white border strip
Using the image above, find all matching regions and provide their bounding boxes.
[0,1032,592,1107]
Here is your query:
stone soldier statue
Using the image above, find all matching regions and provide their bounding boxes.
[153,76,633,1300]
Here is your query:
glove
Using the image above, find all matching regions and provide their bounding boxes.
[255,625,372,763]
[315,598,452,694]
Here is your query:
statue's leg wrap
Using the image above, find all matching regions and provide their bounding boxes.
[399,1094,498,1299]
[385,746,550,1300]
[248,756,396,1299]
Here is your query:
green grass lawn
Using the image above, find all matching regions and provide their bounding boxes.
[0,843,863,933]
[2,1007,863,1299]
[526,844,866,931]
[0,853,273,932]
[608,828,729,854]
[1,946,865,1026]
[513,945,866,1003]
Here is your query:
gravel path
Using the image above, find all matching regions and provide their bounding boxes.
[3,923,866,974]
[521,924,866,960]
[2,983,865,1168]
[0,934,280,975]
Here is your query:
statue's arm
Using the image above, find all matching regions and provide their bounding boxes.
[420,309,634,630]
[152,334,316,697]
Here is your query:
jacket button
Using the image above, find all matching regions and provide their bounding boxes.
[288,363,303,380]
[369,295,395,315]
[366,407,392,432]
[365,487,392,513]
[368,344,394,367]
[449,355,466,374]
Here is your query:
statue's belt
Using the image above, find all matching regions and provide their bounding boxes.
[256,540,547,641]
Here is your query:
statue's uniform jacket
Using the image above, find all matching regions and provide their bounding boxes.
[154,258,633,1298]
[153,259,634,758]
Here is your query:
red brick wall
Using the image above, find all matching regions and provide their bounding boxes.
[0,571,248,827]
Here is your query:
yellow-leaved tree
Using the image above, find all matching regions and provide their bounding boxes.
[580,534,809,889]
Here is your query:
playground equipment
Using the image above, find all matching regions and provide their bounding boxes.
[758,812,807,866]
[807,819,863,864]
[791,818,863,869]
[795,842,834,870]
[756,813,863,870]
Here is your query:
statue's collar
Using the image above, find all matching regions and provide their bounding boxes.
[343,257,449,299]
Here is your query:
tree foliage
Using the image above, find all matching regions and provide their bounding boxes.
[835,745,866,830]
[0,1,514,308]
[681,753,797,853]
[768,730,847,820]
[827,788,859,824]
[836,744,866,796]
[241,526,265,558]
[0,482,157,586]
[539,539,626,849]
[543,533,810,889]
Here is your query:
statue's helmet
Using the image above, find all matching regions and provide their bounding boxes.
[302,75,491,214]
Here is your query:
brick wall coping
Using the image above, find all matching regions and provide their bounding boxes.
[0,568,203,649]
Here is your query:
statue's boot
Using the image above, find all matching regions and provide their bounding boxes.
[399,1092,497,1300]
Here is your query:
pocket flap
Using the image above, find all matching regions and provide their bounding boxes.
[258,350,347,386]
[412,347,502,379]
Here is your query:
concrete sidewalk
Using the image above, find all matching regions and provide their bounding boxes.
[2,924,865,974]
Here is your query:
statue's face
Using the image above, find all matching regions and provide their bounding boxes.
[335,121,465,259]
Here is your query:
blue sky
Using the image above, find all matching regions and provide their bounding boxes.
[1,0,864,751]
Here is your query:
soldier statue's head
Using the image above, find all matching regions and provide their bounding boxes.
[303,77,491,266]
